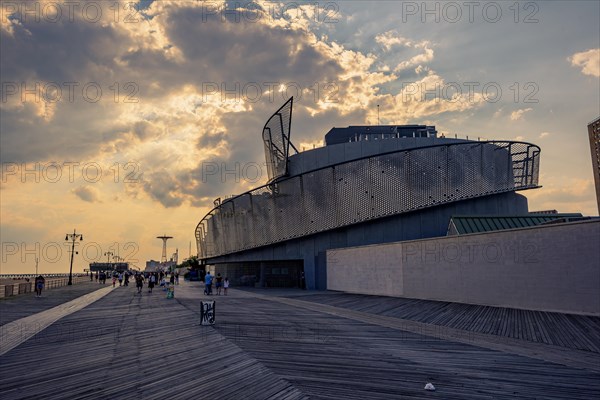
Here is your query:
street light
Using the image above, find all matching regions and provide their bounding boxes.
[113,255,123,273]
[104,251,114,275]
[65,229,83,285]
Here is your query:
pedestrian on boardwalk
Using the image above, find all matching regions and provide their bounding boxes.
[148,273,156,293]
[90,272,93,281]
[124,273,129,286]
[135,273,144,294]
[204,271,213,295]
[118,273,123,286]
[34,275,45,298]
[224,277,229,295]
[175,272,180,285]
[170,272,175,285]
[112,274,117,287]
[99,271,106,284]
[215,273,223,295]
[95,271,99,282]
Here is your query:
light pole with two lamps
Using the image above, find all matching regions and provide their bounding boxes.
[65,229,83,285]
[104,251,114,275]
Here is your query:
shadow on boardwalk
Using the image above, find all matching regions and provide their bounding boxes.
[1,282,599,399]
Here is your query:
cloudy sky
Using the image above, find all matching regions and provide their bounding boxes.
[1,0,599,275]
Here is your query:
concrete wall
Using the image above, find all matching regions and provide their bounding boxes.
[327,220,600,315]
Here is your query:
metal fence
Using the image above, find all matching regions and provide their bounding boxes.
[196,141,540,259]
[0,275,89,298]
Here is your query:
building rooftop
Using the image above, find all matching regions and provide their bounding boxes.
[447,214,585,235]
[325,125,437,145]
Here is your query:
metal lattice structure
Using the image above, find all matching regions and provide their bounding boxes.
[262,97,295,182]
[196,141,541,259]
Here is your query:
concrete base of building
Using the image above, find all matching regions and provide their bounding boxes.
[326,219,600,316]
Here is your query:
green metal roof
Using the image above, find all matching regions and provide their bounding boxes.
[448,214,584,235]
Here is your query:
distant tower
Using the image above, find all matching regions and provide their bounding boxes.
[156,235,173,263]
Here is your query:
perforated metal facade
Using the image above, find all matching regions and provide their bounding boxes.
[196,141,540,259]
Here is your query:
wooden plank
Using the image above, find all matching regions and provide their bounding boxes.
[281,290,600,353]
[2,284,600,400]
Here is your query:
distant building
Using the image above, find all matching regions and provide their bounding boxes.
[145,259,176,272]
[89,262,129,273]
[145,260,161,272]
[588,116,600,214]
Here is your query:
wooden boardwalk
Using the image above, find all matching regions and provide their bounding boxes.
[276,292,600,353]
[0,283,306,400]
[0,281,103,326]
[1,282,599,399]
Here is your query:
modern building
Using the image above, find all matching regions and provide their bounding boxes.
[588,116,600,214]
[196,98,541,289]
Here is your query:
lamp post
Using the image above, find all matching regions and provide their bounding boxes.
[65,229,83,285]
[113,255,123,273]
[104,251,114,275]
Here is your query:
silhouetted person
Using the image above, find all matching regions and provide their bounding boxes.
[35,275,45,298]
[135,273,144,294]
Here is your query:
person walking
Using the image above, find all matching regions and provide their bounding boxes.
[90,272,94,281]
[124,272,130,286]
[223,277,229,296]
[215,273,223,295]
[148,273,156,293]
[135,273,144,294]
[34,275,45,298]
[112,274,117,287]
[204,271,213,295]
[175,272,180,285]
[95,271,99,282]
[118,272,123,286]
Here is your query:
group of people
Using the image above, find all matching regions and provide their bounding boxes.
[31,270,232,299]
[90,271,117,286]
[204,272,229,295]
[88,270,181,294]
[31,270,184,298]
[131,271,179,294]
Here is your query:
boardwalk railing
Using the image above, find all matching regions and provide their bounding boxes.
[0,275,89,298]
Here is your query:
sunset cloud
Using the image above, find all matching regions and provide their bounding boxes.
[510,108,533,121]
[1,0,598,274]
[569,48,600,77]
[375,31,414,50]
[72,186,101,203]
